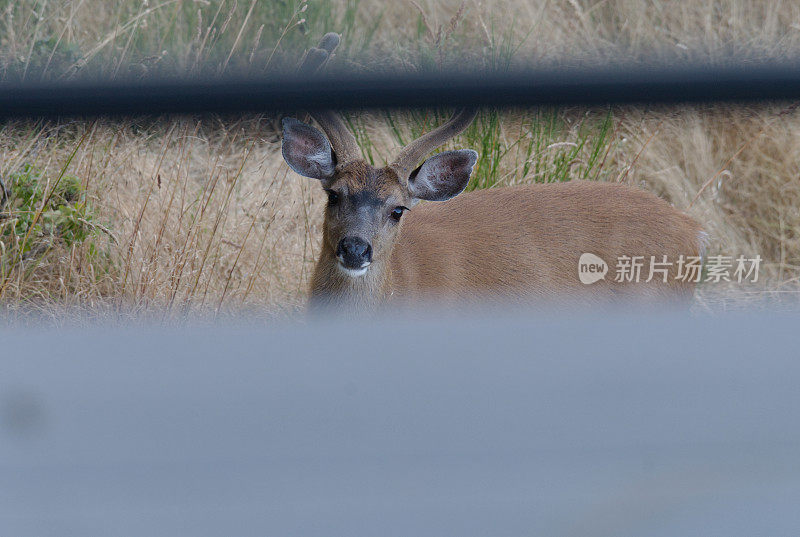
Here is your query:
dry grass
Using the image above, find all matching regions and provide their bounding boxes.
[2,0,800,319]
[1,117,319,317]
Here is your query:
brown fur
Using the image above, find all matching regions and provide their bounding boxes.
[389,181,704,306]
[309,160,704,311]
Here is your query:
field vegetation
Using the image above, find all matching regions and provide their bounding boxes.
[2,0,800,319]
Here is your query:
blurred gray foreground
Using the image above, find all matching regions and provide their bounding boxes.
[1,309,800,537]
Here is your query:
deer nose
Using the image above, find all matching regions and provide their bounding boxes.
[336,237,372,268]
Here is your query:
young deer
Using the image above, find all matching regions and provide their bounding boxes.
[282,35,705,312]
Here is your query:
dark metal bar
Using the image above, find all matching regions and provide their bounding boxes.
[1,62,800,119]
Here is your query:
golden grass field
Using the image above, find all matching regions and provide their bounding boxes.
[2,0,800,320]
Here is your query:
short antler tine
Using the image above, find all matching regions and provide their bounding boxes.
[298,47,328,74]
[317,32,340,54]
[391,108,478,177]
[298,33,340,74]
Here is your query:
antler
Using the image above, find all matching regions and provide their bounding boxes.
[390,108,478,178]
[298,33,361,165]
[297,34,476,173]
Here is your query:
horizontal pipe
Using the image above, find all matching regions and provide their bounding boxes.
[1,62,800,119]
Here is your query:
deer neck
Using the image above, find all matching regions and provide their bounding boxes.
[309,246,392,312]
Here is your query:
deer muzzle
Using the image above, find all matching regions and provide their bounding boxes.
[336,237,372,275]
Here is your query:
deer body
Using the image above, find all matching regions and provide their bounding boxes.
[308,179,704,310]
[285,34,704,313]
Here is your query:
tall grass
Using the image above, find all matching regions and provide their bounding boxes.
[0,0,384,80]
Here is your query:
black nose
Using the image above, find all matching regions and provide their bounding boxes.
[336,237,372,268]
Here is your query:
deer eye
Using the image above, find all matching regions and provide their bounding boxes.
[390,206,408,222]
[325,189,340,205]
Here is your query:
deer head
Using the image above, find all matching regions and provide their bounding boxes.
[281,34,477,280]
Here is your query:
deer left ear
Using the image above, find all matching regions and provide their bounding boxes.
[407,150,478,202]
[281,117,336,182]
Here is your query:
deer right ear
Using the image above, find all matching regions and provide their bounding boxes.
[407,150,478,202]
[281,117,336,181]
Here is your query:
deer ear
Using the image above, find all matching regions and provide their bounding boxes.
[281,117,336,181]
[407,150,478,202]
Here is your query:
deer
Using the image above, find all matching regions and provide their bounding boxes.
[281,34,706,312]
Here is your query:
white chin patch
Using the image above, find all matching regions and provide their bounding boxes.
[338,263,370,277]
